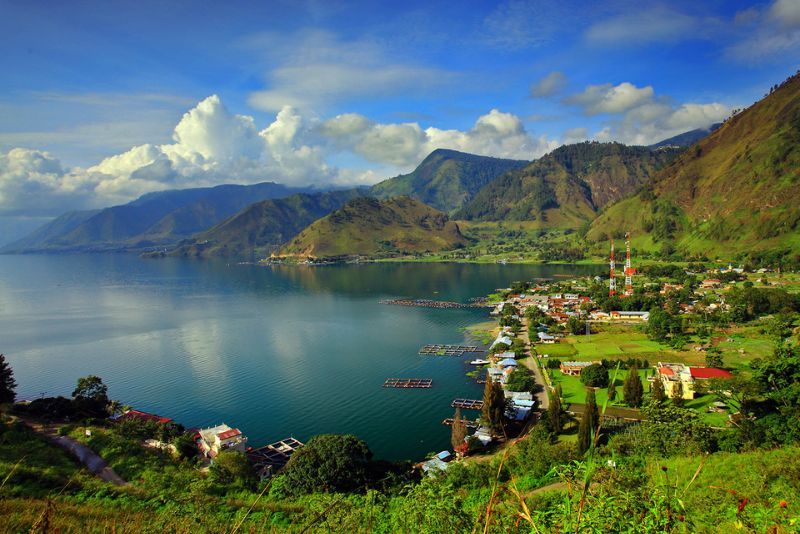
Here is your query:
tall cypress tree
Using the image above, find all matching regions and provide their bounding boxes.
[651,375,666,403]
[451,407,467,450]
[548,389,563,434]
[481,377,505,434]
[623,366,644,407]
[0,354,16,405]
[577,388,599,455]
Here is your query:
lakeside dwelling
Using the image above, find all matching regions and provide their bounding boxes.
[656,362,734,400]
[112,409,173,425]
[197,424,247,458]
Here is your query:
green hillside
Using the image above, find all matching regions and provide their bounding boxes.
[456,142,680,226]
[279,196,468,258]
[169,189,366,258]
[589,72,800,258]
[370,149,528,213]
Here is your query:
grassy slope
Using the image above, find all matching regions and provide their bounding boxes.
[369,149,528,214]
[589,73,800,256]
[279,196,469,258]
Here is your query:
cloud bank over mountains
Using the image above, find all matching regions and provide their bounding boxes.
[0,95,561,215]
[0,84,728,216]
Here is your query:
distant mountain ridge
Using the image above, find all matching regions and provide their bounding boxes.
[2,182,311,253]
[278,196,468,258]
[369,149,528,213]
[649,123,722,148]
[455,142,682,225]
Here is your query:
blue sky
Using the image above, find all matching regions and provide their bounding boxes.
[1,0,799,235]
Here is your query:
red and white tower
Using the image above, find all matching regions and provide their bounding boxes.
[623,231,635,296]
[609,240,617,297]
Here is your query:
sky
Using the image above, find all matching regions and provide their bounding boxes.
[1,0,800,240]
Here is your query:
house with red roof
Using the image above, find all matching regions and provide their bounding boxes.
[656,363,733,400]
[116,409,173,425]
[198,423,247,457]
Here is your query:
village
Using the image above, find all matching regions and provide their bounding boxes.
[415,235,789,473]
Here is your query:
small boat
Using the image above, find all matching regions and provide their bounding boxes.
[469,359,490,365]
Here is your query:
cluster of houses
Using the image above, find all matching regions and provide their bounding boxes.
[113,408,303,480]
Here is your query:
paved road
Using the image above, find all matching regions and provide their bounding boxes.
[520,317,549,410]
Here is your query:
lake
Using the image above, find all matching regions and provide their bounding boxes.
[0,255,602,460]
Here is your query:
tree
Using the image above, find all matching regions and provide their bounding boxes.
[72,375,108,403]
[209,450,256,490]
[705,347,724,368]
[577,388,599,455]
[580,364,609,388]
[451,408,467,450]
[567,316,586,336]
[0,354,17,405]
[72,375,109,417]
[481,377,506,434]
[280,434,373,495]
[623,367,644,407]
[651,376,666,403]
[607,380,617,402]
[672,381,685,407]
[548,389,563,434]
[505,368,535,392]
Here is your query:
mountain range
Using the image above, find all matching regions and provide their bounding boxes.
[1,182,310,253]
[369,149,528,213]
[8,72,799,261]
[455,142,682,224]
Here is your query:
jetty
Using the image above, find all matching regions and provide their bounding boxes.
[380,299,482,309]
[441,418,480,429]
[451,398,484,410]
[383,378,433,388]
[419,344,484,356]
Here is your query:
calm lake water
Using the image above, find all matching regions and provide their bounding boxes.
[0,255,601,460]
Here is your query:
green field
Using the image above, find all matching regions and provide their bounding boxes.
[548,368,653,407]
[537,323,777,371]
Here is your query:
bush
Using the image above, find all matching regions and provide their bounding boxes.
[280,434,373,495]
[580,364,609,388]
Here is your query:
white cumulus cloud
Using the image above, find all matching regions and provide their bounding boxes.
[567,82,655,115]
[319,109,557,168]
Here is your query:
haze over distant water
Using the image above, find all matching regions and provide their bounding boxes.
[0,255,601,460]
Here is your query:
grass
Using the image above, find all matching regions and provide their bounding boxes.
[548,368,653,407]
[649,446,800,531]
[683,395,730,427]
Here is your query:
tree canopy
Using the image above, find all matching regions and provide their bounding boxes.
[0,354,17,405]
[280,434,373,495]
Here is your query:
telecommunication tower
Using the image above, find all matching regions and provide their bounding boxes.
[609,240,616,297]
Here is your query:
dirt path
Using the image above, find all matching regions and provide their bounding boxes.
[50,434,127,486]
[24,420,127,486]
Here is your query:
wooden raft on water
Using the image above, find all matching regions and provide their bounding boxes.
[441,418,480,429]
[383,378,433,388]
[452,398,484,410]
[418,344,484,356]
[379,299,481,309]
